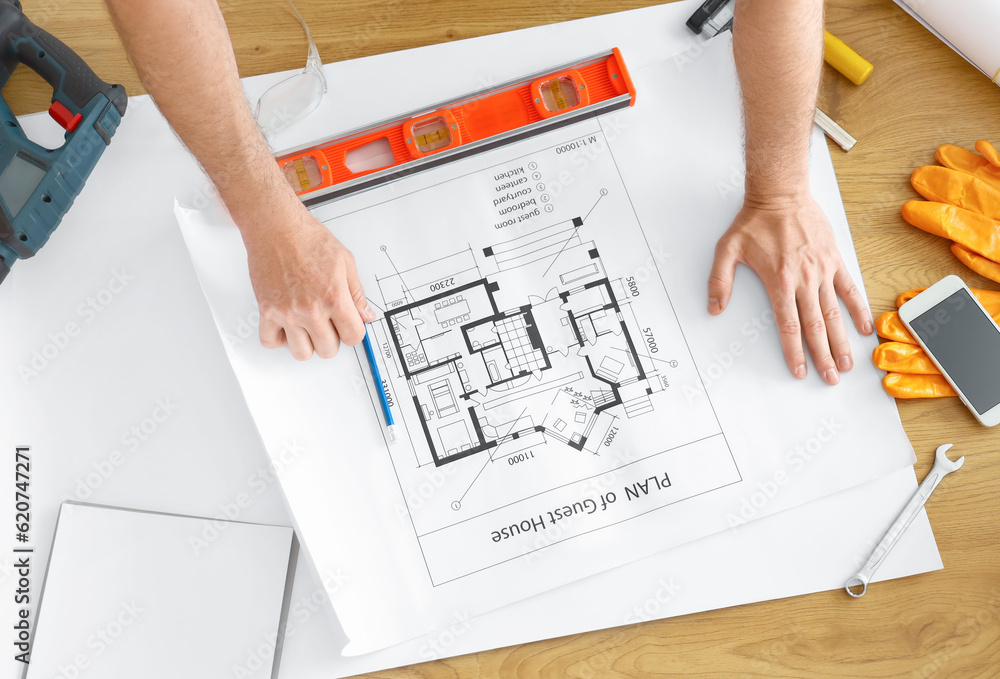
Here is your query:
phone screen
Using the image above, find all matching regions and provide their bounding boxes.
[910,288,1000,414]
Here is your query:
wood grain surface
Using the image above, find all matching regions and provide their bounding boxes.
[7,1,999,676]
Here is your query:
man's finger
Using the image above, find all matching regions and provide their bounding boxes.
[259,314,288,349]
[348,263,376,323]
[707,238,739,315]
[309,318,342,359]
[330,288,366,347]
[833,267,873,335]
[819,281,853,374]
[285,325,315,361]
[769,285,808,378]
[797,292,839,385]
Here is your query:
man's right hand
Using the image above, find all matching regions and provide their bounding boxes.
[242,197,376,360]
[103,0,375,361]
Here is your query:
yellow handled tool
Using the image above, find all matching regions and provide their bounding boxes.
[824,30,873,85]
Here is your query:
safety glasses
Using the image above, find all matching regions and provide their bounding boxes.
[254,0,327,137]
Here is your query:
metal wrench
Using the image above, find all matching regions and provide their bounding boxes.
[845,443,964,597]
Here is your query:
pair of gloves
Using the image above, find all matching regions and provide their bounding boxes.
[874,140,1000,399]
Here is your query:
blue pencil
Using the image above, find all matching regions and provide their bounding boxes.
[362,328,399,442]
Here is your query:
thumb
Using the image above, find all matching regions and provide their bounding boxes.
[347,260,377,322]
[707,239,738,315]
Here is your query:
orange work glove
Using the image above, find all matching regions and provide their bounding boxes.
[874,311,916,343]
[882,373,957,399]
[895,286,1000,314]
[872,331,956,398]
[951,243,1000,283]
[911,161,1000,219]
[902,140,1000,284]
[872,342,939,374]
[875,289,1000,346]
[936,140,1000,190]
[873,312,953,397]
[902,201,1000,263]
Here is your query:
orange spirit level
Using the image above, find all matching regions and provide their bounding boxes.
[275,49,636,207]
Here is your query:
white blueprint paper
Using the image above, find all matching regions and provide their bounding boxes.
[896,0,1000,84]
[177,37,917,653]
[273,464,941,678]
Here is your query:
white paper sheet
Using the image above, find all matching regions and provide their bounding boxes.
[895,0,1000,85]
[273,464,940,678]
[176,37,918,652]
[0,4,942,679]
[23,503,294,679]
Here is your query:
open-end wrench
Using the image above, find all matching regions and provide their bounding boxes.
[846,443,964,597]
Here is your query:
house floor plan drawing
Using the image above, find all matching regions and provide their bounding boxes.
[314,117,743,584]
[382,227,661,469]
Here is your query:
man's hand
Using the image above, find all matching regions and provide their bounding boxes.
[708,193,874,384]
[724,0,874,384]
[105,0,375,360]
[242,198,375,360]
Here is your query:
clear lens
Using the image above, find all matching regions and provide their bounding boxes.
[255,69,325,135]
[254,0,327,137]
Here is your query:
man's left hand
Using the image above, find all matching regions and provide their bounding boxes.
[707,193,874,385]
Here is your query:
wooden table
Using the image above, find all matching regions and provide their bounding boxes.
[9,1,999,676]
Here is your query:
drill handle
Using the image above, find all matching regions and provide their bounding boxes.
[1,1,126,117]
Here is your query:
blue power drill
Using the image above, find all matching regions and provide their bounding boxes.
[0,0,126,284]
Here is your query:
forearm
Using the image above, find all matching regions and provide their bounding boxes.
[104,0,296,233]
[733,0,823,203]
[106,0,374,359]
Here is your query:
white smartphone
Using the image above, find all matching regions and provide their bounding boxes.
[899,275,1000,427]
